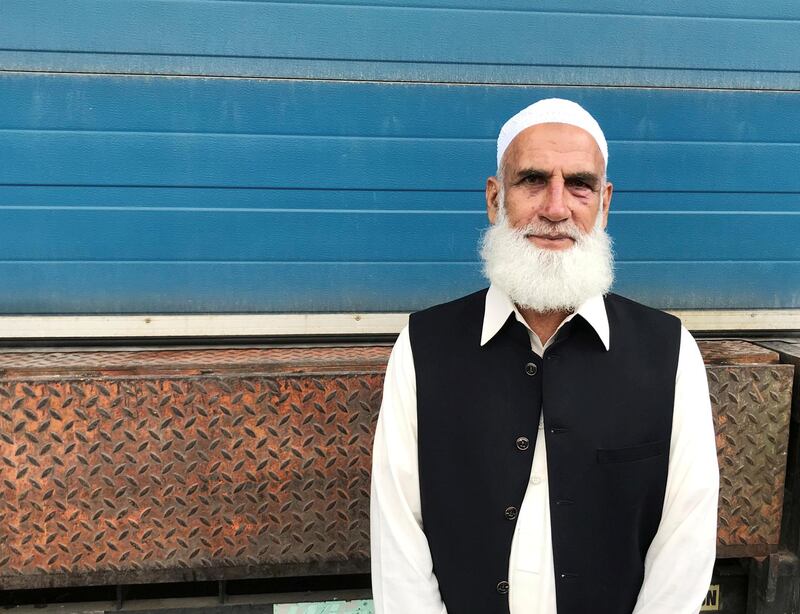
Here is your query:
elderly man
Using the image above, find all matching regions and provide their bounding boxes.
[370,99,719,614]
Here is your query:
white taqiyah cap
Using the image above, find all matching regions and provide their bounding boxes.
[496,98,608,170]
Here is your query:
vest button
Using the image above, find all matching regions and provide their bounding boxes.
[504,506,518,520]
[515,436,530,451]
[525,362,538,376]
[496,580,509,594]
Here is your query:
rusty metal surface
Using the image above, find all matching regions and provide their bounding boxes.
[699,340,780,366]
[0,346,392,377]
[711,362,794,557]
[0,347,384,589]
[758,341,800,561]
[0,343,793,588]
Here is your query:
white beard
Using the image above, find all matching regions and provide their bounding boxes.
[479,205,614,313]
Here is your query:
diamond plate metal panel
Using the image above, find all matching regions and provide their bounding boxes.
[0,342,792,588]
[0,348,386,589]
[710,364,794,557]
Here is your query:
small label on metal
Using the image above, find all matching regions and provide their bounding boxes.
[274,600,374,613]
[700,584,720,611]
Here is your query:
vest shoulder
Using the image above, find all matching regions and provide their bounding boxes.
[604,293,681,331]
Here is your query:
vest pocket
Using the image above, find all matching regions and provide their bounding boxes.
[596,439,668,464]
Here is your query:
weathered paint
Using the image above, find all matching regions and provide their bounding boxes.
[0,74,799,312]
[274,601,374,614]
[2,1,800,88]
[1,4,799,314]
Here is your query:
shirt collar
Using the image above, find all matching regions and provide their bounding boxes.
[480,284,610,351]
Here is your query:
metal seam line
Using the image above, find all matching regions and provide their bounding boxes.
[0,310,796,338]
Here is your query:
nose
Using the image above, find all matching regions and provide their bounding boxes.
[539,179,570,222]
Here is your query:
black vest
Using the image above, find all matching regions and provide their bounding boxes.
[409,289,681,614]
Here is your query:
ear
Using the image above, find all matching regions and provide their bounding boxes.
[600,181,613,229]
[486,176,501,224]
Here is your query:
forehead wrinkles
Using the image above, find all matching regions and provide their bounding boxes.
[501,123,605,176]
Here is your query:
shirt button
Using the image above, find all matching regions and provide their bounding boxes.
[504,506,518,520]
[532,476,542,486]
[496,580,509,594]
[525,362,538,376]
[515,436,530,451]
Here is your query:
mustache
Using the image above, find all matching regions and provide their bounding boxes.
[516,220,583,241]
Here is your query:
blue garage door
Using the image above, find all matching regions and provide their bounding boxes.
[1,1,799,313]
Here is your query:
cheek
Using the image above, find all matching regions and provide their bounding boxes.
[508,211,541,232]
[573,198,603,231]
[563,210,592,235]
[506,191,550,220]
[501,199,533,227]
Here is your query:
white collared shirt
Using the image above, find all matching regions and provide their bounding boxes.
[371,285,719,614]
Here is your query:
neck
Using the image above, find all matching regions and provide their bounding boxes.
[518,306,571,346]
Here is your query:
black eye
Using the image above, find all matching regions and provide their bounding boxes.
[567,179,592,191]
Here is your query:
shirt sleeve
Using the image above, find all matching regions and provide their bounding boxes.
[370,326,448,614]
[632,326,720,614]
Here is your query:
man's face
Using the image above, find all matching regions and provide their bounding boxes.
[485,123,613,249]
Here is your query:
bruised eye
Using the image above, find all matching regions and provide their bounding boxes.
[565,179,595,193]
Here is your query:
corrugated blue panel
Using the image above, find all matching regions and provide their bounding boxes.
[3,74,800,141]
[0,262,795,313]
[2,1,800,88]
[219,0,800,18]
[1,188,798,213]
[0,210,797,263]
[4,133,800,192]
[1,73,799,312]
